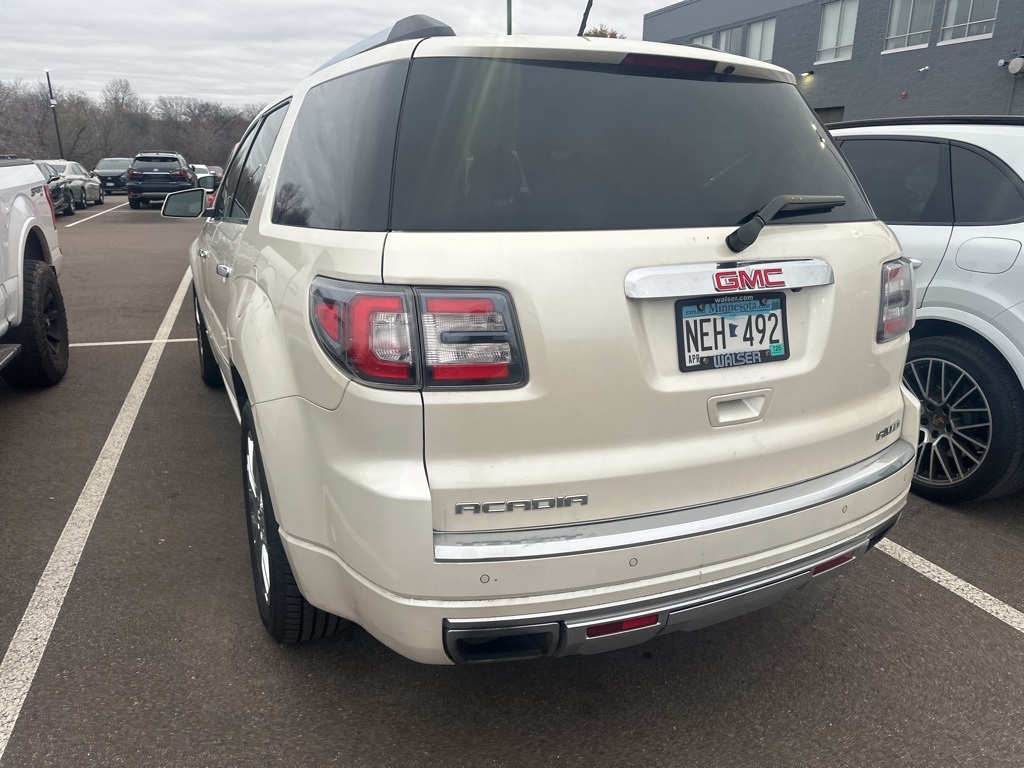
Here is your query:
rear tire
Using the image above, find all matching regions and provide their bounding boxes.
[74,188,86,209]
[0,261,69,388]
[95,188,104,206]
[241,403,346,643]
[192,287,223,388]
[902,335,1024,503]
[63,193,75,216]
[128,198,140,209]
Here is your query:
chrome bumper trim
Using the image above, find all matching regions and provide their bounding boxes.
[443,510,900,662]
[434,439,914,562]
[624,258,834,299]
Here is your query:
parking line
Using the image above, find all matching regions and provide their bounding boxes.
[70,338,194,348]
[877,539,1024,633]
[63,202,128,228]
[0,269,191,763]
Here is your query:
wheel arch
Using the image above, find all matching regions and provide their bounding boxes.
[912,313,1024,393]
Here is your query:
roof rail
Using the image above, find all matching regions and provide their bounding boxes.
[314,15,455,74]
[828,115,1024,130]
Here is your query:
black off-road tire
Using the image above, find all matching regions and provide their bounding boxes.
[192,286,222,388]
[1,261,69,388]
[241,403,346,643]
[903,335,1024,503]
[128,198,140,209]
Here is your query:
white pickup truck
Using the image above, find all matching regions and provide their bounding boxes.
[0,158,68,387]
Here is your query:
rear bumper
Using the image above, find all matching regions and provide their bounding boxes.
[126,182,191,200]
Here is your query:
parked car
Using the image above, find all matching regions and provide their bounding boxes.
[163,17,917,665]
[126,151,195,209]
[832,116,1024,503]
[0,158,69,387]
[208,165,224,184]
[40,160,103,208]
[190,163,211,177]
[33,160,75,216]
[93,157,132,194]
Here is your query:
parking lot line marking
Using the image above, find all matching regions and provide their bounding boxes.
[0,269,191,763]
[62,202,128,228]
[70,338,194,348]
[877,539,1024,634]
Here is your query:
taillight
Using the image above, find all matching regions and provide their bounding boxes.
[877,258,915,343]
[309,278,526,390]
[127,168,142,179]
[43,185,57,229]
[171,167,188,178]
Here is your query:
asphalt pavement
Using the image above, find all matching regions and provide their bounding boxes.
[0,202,1022,767]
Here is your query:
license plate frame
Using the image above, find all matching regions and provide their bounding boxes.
[676,292,790,372]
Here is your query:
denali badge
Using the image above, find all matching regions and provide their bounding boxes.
[714,268,785,292]
[455,495,589,514]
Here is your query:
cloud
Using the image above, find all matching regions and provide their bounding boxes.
[1,0,649,106]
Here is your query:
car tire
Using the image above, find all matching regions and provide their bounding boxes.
[0,260,69,388]
[74,188,86,209]
[128,198,140,209]
[902,335,1024,503]
[95,188,104,206]
[193,287,223,389]
[241,402,347,644]
[62,193,75,216]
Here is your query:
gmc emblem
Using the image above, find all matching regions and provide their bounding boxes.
[714,268,785,292]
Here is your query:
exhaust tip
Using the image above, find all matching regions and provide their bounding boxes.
[444,621,561,664]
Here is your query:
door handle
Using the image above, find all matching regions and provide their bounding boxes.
[216,264,231,278]
[198,248,210,260]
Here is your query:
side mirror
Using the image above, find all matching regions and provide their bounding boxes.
[162,188,209,219]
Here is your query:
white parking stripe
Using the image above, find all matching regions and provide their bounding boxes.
[70,338,194,348]
[0,269,191,762]
[877,539,1024,633]
[62,202,128,228]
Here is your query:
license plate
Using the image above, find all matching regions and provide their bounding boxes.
[676,292,789,372]
[105,182,114,186]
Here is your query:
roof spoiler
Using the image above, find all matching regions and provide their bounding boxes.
[313,15,455,74]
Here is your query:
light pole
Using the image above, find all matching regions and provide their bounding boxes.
[507,0,512,34]
[44,70,65,159]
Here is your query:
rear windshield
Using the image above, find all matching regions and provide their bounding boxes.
[134,157,178,166]
[96,158,131,170]
[391,58,872,231]
[49,162,67,173]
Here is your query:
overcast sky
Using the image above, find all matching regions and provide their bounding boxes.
[1,1,657,108]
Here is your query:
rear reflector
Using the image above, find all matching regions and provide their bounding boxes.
[586,613,659,638]
[812,552,854,576]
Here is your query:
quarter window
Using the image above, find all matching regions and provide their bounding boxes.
[839,138,952,225]
[273,61,408,231]
[950,145,1024,224]
[941,0,998,41]
[746,18,776,62]
[817,0,860,62]
[885,0,936,49]
[718,26,745,55]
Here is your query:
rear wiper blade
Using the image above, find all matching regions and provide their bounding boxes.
[726,194,845,253]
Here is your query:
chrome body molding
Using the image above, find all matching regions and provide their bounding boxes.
[624,258,835,299]
[434,439,914,562]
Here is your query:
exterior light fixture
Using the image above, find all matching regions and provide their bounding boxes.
[800,70,814,76]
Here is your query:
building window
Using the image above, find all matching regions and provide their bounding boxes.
[718,26,745,55]
[691,32,715,47]
[817,0,859,62]
[746,18,776,61]
[941,0,998,41]
[885,0,936,49]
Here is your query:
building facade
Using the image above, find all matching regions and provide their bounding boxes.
[643,0,1024,121]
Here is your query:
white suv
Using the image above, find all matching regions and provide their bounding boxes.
[832,117,1024,503]
[164,17,917,664]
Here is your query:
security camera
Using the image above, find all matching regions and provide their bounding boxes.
[1010,57,1024,75]
[997,58,1007,66]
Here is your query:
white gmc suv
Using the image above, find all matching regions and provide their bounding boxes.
[164,17,918,664]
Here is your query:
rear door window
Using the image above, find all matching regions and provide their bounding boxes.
[391,58,872,232]
[950,145,1024,225]
[839,138,952,225]
[230,104,289,222]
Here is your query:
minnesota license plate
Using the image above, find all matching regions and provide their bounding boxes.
[676,292,789,372]
[105,182,114,186]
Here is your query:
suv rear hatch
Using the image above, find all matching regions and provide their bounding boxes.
[381,42,905,537]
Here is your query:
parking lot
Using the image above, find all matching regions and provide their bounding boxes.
[1,204,1023,767]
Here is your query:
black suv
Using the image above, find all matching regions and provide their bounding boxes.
[126,151,194,208]
[93,157,133,194]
